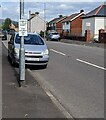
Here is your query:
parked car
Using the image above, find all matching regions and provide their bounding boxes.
[2,30,7,40]
[94,35,99,42]
[8,29,15,35]
[47,32,60,41]
[8,32,49,68]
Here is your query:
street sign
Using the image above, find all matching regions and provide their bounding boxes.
[19,19,27,36]
[86,22,91,27]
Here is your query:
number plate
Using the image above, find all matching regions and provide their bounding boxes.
[26,58,39,61]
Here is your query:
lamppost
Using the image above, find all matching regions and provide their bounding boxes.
[36,2,46,39]
[44,2,46,40]
[0,4,2,20]
[19,0,25,82]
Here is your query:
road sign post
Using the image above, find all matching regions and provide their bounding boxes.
[19,19,27,81]
[19,0,27,83]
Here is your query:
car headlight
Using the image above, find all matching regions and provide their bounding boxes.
[14,48,19,54]
[43,49,49,55]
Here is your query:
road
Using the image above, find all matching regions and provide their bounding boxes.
[31,41,104,118]
[0,38,2,119]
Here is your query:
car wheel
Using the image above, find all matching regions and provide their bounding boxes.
[11,58,16,67]
[7,50,10,60]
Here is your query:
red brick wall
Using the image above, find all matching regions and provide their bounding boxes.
[71,15,82,36]
[56,22,62,34]
[99,29,106,43]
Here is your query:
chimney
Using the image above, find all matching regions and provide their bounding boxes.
[30,13,35,18]
[80,10,84,13]
[59,15,63,18]
[29,11,35,18]
[29,10,31,19]
[35,12,39,16]
[104,1,106,5]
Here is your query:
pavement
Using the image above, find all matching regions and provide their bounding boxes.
[2,41,66,118]
[60,39,106,49]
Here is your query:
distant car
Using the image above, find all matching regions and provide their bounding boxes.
[47,32,60,41]
[94,35,99,42]
[8,32,49,68]
[8,29,15,35]
[2,30,7,40]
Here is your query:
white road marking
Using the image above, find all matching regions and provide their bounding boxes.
[27,69,74,119]
[50,49,66,56]
[76,59,106,71]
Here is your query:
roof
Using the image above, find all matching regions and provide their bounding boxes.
[82,2,106,19]
[12,21,18,28]
[28,15,35,21]
[28,14,46,23]
[48,16,67,24]
[62,13,79,22]
[62,12,84,22]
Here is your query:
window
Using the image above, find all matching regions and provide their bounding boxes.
[66,21,69,25]
[15,34,44,45]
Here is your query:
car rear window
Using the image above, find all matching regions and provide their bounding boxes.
[52,33,59,35]
[15,34,44,45]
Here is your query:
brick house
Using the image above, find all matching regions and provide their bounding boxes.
[47,15,67,35]
[62,10,85,36]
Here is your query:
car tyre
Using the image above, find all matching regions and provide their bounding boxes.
[11,58,16,67]
[42,64,47,69]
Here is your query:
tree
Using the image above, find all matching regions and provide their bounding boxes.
[2,18,12,31]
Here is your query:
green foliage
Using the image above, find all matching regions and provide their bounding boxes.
[2,18,12,31]
[40,30,44,37]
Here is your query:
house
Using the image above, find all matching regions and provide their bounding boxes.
[0,19,4,25]
[47,15,67,35]
[9,21,19,32]
[28,12,46,33]
[82,2,106,38]
[0,19,4,30]
[62,10,85,36]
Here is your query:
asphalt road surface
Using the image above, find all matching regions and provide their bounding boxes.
[0,38,2,119]
[31,41,104,118]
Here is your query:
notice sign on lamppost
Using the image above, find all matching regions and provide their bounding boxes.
[19,19,27,36]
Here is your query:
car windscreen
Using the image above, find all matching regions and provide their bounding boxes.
[15,34,44,45]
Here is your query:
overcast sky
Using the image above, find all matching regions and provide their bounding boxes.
[0,0,105,22]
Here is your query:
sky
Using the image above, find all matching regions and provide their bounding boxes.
[0,0,105,22]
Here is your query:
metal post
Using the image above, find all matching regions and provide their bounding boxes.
[44,2,46,40]
[19,0,25,81]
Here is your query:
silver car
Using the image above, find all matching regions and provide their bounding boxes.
[8,32,49,68]
[47,32,60,41]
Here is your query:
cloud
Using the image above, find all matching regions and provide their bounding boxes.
[1,0,105,2]
[1,1,104,22]
[58,4,74,10]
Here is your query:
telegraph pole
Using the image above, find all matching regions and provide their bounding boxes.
[44,2,46,40]
[19,0,25,82]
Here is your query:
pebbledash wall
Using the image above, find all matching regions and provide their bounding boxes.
[28,13,46,34]
[82,17,105,38]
